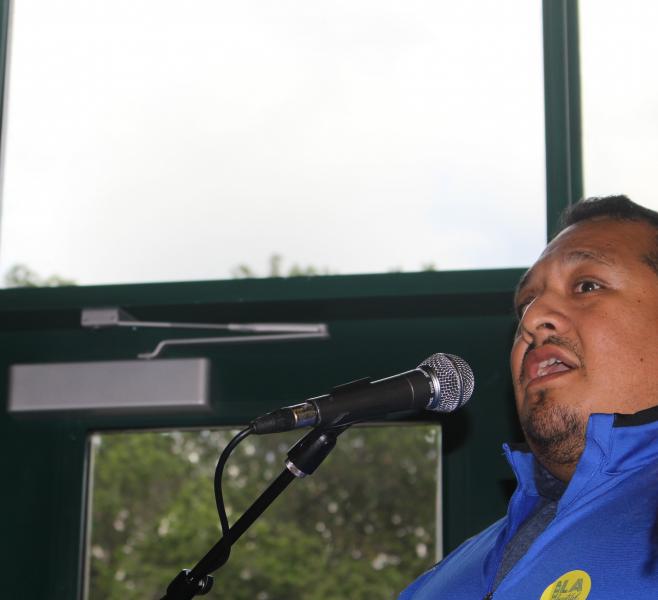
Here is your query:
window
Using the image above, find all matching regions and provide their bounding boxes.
[0,0,545,286]
[86,426,442,599]
[580,0,658,210]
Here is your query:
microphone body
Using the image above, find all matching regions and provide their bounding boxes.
[250,353,474,434]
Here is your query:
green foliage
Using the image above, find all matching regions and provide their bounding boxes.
[3,263,77,287]
[87,426,441,599]
[2,255,438,287]
[231,254,333,279]
[231,254,440,279]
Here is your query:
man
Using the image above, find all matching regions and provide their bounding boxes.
[400,195,658,599]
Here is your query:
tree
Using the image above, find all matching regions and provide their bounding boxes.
[231,254,334,279]
[3,263,77,287]
[88,426,442,599]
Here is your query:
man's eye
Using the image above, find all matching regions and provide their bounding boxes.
[574,280,602,294]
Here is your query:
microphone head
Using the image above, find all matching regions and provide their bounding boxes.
[419,353,474,413]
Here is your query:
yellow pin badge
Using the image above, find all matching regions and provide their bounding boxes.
[540,570,591,600]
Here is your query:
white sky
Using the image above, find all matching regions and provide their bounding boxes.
[0,0,605,286]
[579,0,658,207]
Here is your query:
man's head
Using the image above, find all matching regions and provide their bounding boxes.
[510,196,658,481]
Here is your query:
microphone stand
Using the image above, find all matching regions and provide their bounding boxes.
[160,424,349,600]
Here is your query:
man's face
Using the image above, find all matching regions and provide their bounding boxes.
[510,218,658,480]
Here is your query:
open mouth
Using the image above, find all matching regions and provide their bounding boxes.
[522,346,579,385]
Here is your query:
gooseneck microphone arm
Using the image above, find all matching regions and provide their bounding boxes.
[160,425,349,600]
[160,352,474,599]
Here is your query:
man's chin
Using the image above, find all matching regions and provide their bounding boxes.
[520,390,586,466]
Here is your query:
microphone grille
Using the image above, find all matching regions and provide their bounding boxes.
[419,353,475,413]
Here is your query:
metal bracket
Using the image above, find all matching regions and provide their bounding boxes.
[81,307,330,360]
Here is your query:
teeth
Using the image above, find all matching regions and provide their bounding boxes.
[536,357,564,378]
[538,357,561,368]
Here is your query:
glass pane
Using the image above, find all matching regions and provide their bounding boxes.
[85,425,441,600]
[1,1,545,286]
[580,0,658,210]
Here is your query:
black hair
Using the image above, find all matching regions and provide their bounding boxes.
[557,195,658,232]
[556,195,658,275]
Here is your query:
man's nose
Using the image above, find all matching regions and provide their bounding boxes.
[518,292,571,344]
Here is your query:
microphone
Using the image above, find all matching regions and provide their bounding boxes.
[250,353,474,434]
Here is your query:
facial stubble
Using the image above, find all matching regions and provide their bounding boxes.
[520,388,586,467]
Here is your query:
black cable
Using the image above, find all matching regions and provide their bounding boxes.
[213,426,254,542]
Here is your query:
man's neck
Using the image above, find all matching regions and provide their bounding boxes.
[536,458,576,483]
[526,440,580,482]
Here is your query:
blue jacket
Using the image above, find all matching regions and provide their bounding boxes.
[399,407,658,599]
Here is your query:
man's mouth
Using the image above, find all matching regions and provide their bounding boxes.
[522,345,579,385]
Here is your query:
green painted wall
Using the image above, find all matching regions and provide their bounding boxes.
[0,269,523,598]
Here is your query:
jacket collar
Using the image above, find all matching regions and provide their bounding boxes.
[504,403,658,502]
